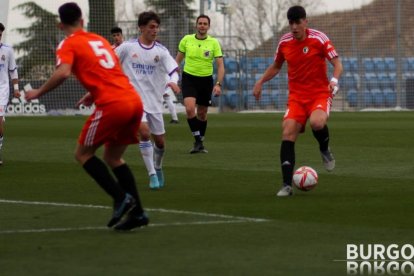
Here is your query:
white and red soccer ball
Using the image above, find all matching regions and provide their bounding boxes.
[293,166,318,191]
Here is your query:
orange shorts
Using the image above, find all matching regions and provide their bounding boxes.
[283,94,332,131]
[78,98,143,147]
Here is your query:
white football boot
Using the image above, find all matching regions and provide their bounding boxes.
[276,185,293,197]
[320,147,335,172]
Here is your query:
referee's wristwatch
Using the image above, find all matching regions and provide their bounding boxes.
[215,81,221,87]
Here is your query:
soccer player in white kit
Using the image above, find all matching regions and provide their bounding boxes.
[0,23,21,165]
[115,11,180,189]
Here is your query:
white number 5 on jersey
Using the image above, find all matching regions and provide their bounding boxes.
[88,41,115,69]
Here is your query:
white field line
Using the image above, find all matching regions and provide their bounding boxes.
[0,199,269,234]
[0,220,251,234]
[150,208,268,222]
[0,199,268,222]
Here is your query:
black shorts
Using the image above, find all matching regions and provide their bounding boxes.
[181,72,214,106]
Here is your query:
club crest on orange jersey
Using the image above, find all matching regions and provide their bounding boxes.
[303,46,309,54]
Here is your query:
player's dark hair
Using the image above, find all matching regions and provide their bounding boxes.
[196,14,210,25]
[0,23,5,32]
[138,11,160,27]
[111,26,122,34]
[58,2,82,26]
[287,5,306,22]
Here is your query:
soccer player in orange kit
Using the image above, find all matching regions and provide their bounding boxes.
[25,2,148,230]
[253,5,343,197]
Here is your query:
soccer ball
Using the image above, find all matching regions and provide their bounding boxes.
[293,166,318,191]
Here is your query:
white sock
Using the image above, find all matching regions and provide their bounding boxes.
[0,135,3,150]
[164,95,178,121]
[139,140,156,175]
[153,144,165,170]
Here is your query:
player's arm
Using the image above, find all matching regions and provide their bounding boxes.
[213,57,224,97]
[9,71,20,98]
[163,52,181,94]
[167,70,181,94]
[329,57,343,96]
[253,60,283,100]
[76,92,94,107]
[25,63,72,101]
[9,49,20,98]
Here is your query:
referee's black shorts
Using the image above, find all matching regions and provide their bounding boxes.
[181,72,214,106]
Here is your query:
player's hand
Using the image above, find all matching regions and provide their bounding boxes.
[168,82,181,94]
[13,90,21,98]
[212,84,221,97]
[76,92,94,107]
[25,89,41,101]
[253,82,262,100]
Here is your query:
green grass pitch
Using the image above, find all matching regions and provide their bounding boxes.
[1,112,414,275]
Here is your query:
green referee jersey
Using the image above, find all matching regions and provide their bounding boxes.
[178,34,223,77]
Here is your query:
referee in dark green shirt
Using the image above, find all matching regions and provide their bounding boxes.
[176,14,225,154]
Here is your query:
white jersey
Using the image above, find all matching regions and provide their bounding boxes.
[116,39,178,114]
[0,43,18,105]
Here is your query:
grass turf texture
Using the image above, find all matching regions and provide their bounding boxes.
[1,112,413,275]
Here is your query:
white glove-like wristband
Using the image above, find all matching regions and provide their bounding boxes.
[330,77,339,96]
[332,86,339,96]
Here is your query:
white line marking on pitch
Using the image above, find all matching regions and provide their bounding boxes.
[0,220,251,234]
[0,199,269,234]
[0,199,268,222]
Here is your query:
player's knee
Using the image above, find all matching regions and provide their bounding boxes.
[282,133,297,141]
[197,110,207,120]
[139,127,151,140]
[185,106,195,117]
[282,128,297,140]
[310,112,328,130]
[198,113,207,121]
[140,134,151,141]
[74,151,88,165]
[154,140,165,149]
[309,119,326,131]
[102,155,115,167]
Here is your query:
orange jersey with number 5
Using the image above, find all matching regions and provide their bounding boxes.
[56,30,143,146]
[56,30,138,106]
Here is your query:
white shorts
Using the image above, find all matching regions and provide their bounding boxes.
[141,112,165,135]
[0,105,6,117]
[0,88,10,106]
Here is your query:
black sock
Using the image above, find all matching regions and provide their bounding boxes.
[280,140,295,186]
[312,125,329,152]
[112,164,143,214]
[198,119,207,140]
[187,116,201,142]
[83,156,125,202]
